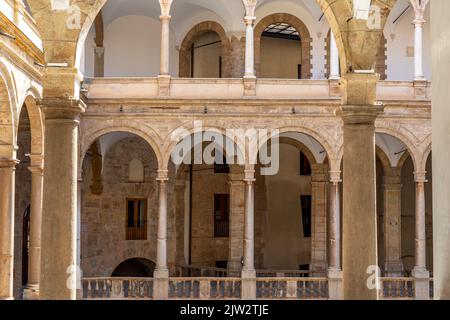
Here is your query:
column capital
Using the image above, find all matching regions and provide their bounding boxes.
[338,104,384,125]
[157,169,169,182]
[244,16,256,26]
[0,158,20,169]
[383,174,402,186]
[244,169,255,183]
[414,171,428,183]
[412,18,426,26]
[38,98,86,121]
[28,166,44,175]
[159,14,171,21]
[329,170,342,183]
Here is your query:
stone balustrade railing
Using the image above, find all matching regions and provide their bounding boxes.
[82,277,154,300]
[169,277,242,300]
[379,277,415,299]
[80,276,434,300]
[256,277,329,300]
[83,78,431,102]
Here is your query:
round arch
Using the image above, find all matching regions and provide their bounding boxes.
[81,126,163,171]
[19,93,44,158]
[420,139,432,173]
[259,126,336,165]
[376,146,394,176]
[0,62,17,159]
[178,21,231,78]
[375,128,420,172]
[163,125,247,170]
[111,258,156,278]
[254,13,312,79]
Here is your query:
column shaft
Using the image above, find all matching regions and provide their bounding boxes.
[244,16,256,78]
[156,176,168,273]
[39,101,83,300]
[0,159,18,300]
[329,31,340,79]
[160,15,171,76]
[243,180,255,271]
[329,180,341,270]
[413,20,425,80]
[341,105,379,300]
[228,167,245,272]
[414,177,427,270]
[383,175,403,275]
[25,166,44,294]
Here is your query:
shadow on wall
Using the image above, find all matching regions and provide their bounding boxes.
[111,258,156,277]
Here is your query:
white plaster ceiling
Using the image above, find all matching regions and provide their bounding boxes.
[375,133,408,167]
[280,132,327,164]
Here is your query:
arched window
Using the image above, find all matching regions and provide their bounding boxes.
[129,158,144,182]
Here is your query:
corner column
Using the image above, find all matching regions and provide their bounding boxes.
[23,158,44,300]
[39,98,84,300]
[242,168,256,299]
[228,165,245,272]
[0,158,19,300]
[328,170,343,300]
[340,73,382,300]
[412,171,430,300]
[382,173,404,276]
[311,164,328,275]
[154,169,169,299]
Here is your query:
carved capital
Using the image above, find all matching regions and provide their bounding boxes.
[157,169,169,182]
[38,98,86,121]
[338,104,384,125]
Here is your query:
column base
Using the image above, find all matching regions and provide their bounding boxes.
[241,269,256,300]
[153,268,169,300]
[412,267,430,300]
[23,285,40,300]
[327,268,343,300]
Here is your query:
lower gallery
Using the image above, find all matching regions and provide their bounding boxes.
[1,0,449,301]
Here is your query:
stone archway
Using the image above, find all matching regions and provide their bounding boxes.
[179,21,231,78]
[254,13,312,79]
[112,258,156,277]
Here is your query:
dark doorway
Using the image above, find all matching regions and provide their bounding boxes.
[111,258,156,277]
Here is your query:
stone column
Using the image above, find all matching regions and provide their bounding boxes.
[160,14,171,76]
[94,46,104,77]
[0,158,19,300]
[412,171,430,299]
[158,14,171,96]
[382,174,404,276]
[328,171,343,299]
[23,161,44,300]
[228,166,245,272]
[340,73,382,300]
[244,16,256,78]
[242,168,256,299]
[38,99,84,300]
[413,18,425,81]
[311,164,328,275]
[329,31,340,80]
[243,15,256,97]
[154,170,169,299]
[431,0,450,299]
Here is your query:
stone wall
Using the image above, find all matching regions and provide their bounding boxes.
[81,137,177,277]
